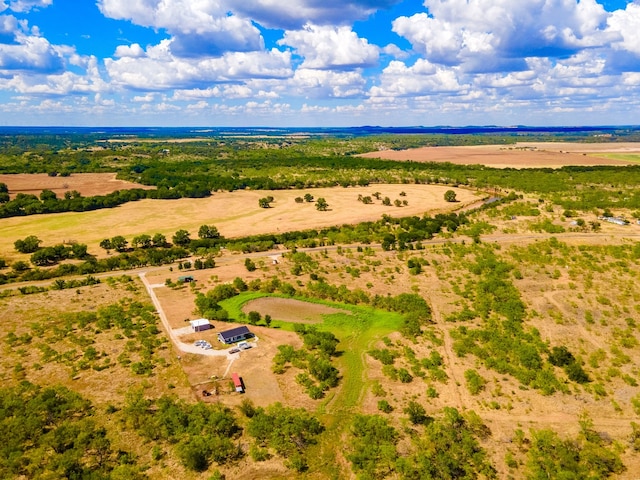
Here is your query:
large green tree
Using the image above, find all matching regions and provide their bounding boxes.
[110,235,128,252]
[315,197,329,211]
[198,224,220,239]
[152,232,168,247]
[172,229,191,246]
[132,234,152,249]
[259,196,274,208]
[14,235,42,254]
[444,190,457,202]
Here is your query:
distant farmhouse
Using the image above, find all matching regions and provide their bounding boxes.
[598,215,629,226]
[218,326,252,344]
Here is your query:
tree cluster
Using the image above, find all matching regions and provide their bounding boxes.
[247,402,324,472]
[0,383,145,479]
[272,326,340,399]
[121,389,241,471]
[348,407,495,479]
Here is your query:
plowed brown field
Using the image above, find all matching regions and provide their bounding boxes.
[0,172,155,199]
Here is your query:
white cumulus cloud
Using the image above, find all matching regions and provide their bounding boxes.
[233,0,402,29]
[0,32,64,73]
[105,43,292,90]
[98,0,264,57]
[4,0,51,13]
[370,59,468,99]
[114,43,145,58]
[280,24,378,70]
[289,67,368,98]
[393,0,612,73]
[610,5,640,54]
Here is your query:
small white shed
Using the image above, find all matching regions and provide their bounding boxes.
[190,318,212,332]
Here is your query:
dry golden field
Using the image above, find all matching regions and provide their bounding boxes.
[358,141,640,168]
[0,184,478,263]
[135,218,640,478]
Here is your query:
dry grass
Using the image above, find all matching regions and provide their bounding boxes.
[4,217,640,477]
[0,280,191,406]
[0,184,478,263]
[358,142,640,168]
[4,169,640,477]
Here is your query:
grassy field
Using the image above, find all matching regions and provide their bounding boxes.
[223,293,404,408]
[596,153,640,163]
[0,183,478,263]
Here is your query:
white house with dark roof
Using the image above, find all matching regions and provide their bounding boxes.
[218,326,251,344]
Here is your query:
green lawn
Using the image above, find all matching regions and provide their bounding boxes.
[218,292,405,475]
[595,153,640,163]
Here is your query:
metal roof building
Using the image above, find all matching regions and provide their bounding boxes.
[218,326,251,344]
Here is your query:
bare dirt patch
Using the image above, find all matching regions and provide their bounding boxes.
[169,323,306,409]
[358,142,640,168]
[0,172,155,199]
[241,297,351,323]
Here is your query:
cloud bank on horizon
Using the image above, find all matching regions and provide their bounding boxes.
[0,0,639,126]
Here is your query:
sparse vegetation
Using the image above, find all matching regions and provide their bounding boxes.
[3,132,640,478]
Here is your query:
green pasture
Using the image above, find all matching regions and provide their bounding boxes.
[220,291,405,410]
[219,292,404,475]
[593,153,640,163]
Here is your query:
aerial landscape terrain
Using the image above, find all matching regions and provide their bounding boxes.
[2,127,640,479]
[3,0,640,479]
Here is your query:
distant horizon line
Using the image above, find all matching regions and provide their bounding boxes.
[0,125,639,132]
[1,124,639,127]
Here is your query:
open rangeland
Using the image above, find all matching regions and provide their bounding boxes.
[4,211,640,477]
[0,183,478,262]
[4,157,640,478]
[0,172,155,199]
[137,228,640,478]
[358,142,640,168]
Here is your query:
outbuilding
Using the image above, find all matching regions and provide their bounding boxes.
[218,326,251,344]
[190,318,212,332]
[232,372,244,393]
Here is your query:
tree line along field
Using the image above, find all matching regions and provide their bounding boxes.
[2,132,640,478]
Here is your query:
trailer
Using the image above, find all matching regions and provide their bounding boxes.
[231,372,244,393]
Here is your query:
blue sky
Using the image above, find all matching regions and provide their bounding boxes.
[0,0,639,126]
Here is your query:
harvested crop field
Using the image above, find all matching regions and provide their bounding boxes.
[358,142,640,168]
[0,184,477,258]
[0,173,155,199]
[241,297,351,324]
